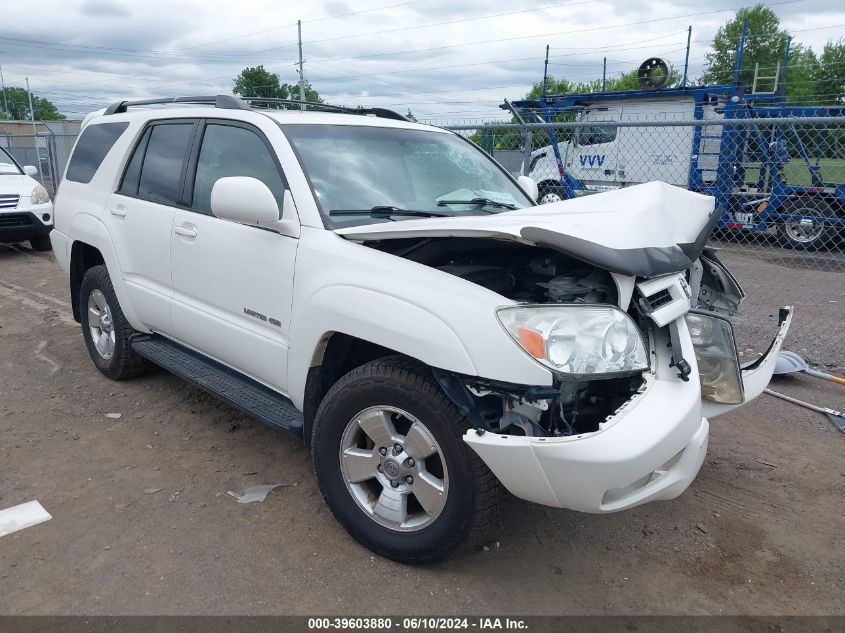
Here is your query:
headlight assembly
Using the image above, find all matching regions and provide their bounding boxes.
[685,311,744,404]
[31,185,50,205]
[497,305,649,377]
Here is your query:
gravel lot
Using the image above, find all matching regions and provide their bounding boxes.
[1,243,843,615]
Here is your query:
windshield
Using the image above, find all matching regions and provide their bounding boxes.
[281,124,533,227]
[0,147,22,175]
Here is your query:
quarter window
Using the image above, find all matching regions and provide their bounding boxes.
[192,124,285,214]
[136,123,195,205]
[66,122,129,183]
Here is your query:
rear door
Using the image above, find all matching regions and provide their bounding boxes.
[169,119,298,392]
[105,119,198,334]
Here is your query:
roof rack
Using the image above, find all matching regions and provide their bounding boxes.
[103,94,410,122]
[242,97,410,121]
[104,95,249,115]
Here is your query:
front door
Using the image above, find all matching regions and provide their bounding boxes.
[169,120,297,392]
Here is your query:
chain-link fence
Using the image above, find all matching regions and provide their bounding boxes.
[446,117,845,369]
[0,133,78,195]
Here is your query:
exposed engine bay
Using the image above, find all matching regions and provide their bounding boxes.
[368,237,650,438]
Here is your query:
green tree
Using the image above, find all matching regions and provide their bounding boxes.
[815,39,845,105]
[0,87,65,120]
[701,5,790,87]
[233,65,322,105]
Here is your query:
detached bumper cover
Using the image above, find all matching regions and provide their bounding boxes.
[464,371,708,513]
[464,308,792,513]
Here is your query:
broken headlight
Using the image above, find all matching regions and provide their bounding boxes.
[685,311,744,404]
[497,305,649,376]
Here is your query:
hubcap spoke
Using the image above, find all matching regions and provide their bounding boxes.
[412,471,447,516]
[403,421,437,460]
[92,290,107,311]
[88,305,101,323]
[341,447,380,484]
[95,332,111,356]
[373,487,409,525]
[357,409,397,447]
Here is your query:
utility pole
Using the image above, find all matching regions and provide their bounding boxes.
[542,45,549,98]
[296,20,306,110]
[682,25,692,88]
[601,57,607,91]
[25,77,44,183]
[0,52,9,119]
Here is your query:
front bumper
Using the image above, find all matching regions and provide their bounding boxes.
[0,207,53,243]
[464,308,792,513]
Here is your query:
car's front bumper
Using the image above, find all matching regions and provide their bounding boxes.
[0,206,53,243]
[464,309,792,513]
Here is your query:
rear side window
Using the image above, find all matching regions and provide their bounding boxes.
[118,127,151,196]
[66,122,129,183]
[137,123,195,205]
[191,124,285,214]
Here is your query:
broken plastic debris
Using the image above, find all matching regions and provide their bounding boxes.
[143,488,162,494]
[105,412,122,419]
[227,483,296,504]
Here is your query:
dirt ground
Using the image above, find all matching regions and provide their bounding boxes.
[0,243,843,616]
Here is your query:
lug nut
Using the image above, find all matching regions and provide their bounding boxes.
[377,464,383,472]
[379,447,387,456]
[391,481,400,488]
[393,443,403,455]
[405,475,413,484]
[407,458,415,467]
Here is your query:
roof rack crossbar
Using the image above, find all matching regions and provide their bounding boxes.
[104,95,250,115]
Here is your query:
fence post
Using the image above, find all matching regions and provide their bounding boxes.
[521,128,533,176]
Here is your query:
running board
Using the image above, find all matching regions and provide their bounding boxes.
[130,334,303,439]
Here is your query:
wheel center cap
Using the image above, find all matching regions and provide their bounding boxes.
[382,459,402,478]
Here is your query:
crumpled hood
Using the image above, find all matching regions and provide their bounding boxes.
[336,182,716,278]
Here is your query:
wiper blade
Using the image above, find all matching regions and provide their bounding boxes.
[329,206,452,219]
[437,197,517,210]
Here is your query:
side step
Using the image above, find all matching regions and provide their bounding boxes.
[130,334,303,439]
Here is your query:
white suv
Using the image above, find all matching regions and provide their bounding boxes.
[0,146,53,251]
[51,95,792,562]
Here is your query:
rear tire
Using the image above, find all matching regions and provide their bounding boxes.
[777,197,839,251]
[79,265,149,380]
[311,356,501,563]
[29,235,52,251]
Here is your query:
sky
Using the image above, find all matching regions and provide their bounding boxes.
[0,0,843,124]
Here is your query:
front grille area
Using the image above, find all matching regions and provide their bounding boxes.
[0,213,34,228]
[0,194,20,210]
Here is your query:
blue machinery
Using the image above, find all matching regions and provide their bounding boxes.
[505,24,845,246]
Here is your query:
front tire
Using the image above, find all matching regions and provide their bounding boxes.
[29,235,52,251]
[311,357,500,563]
[79,265,149,380]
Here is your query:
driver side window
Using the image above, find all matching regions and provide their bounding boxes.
[191,124,285,215]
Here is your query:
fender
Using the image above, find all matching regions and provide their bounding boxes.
[287,285,477,410]
[69,212,145,332]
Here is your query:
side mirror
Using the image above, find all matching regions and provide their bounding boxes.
[23,165,38,177]
[211,177,280,225]
[517,175,539,202]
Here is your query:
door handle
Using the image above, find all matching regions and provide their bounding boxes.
[174,225,198,238]
[109,206,126,217]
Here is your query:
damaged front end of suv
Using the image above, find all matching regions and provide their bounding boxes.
[337,181,792,513]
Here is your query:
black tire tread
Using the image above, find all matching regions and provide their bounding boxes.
[80,265,149,380]
[29,235,52,251]
[312,355,502,563]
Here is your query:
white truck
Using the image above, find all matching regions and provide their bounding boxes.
[51,95,791,562]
